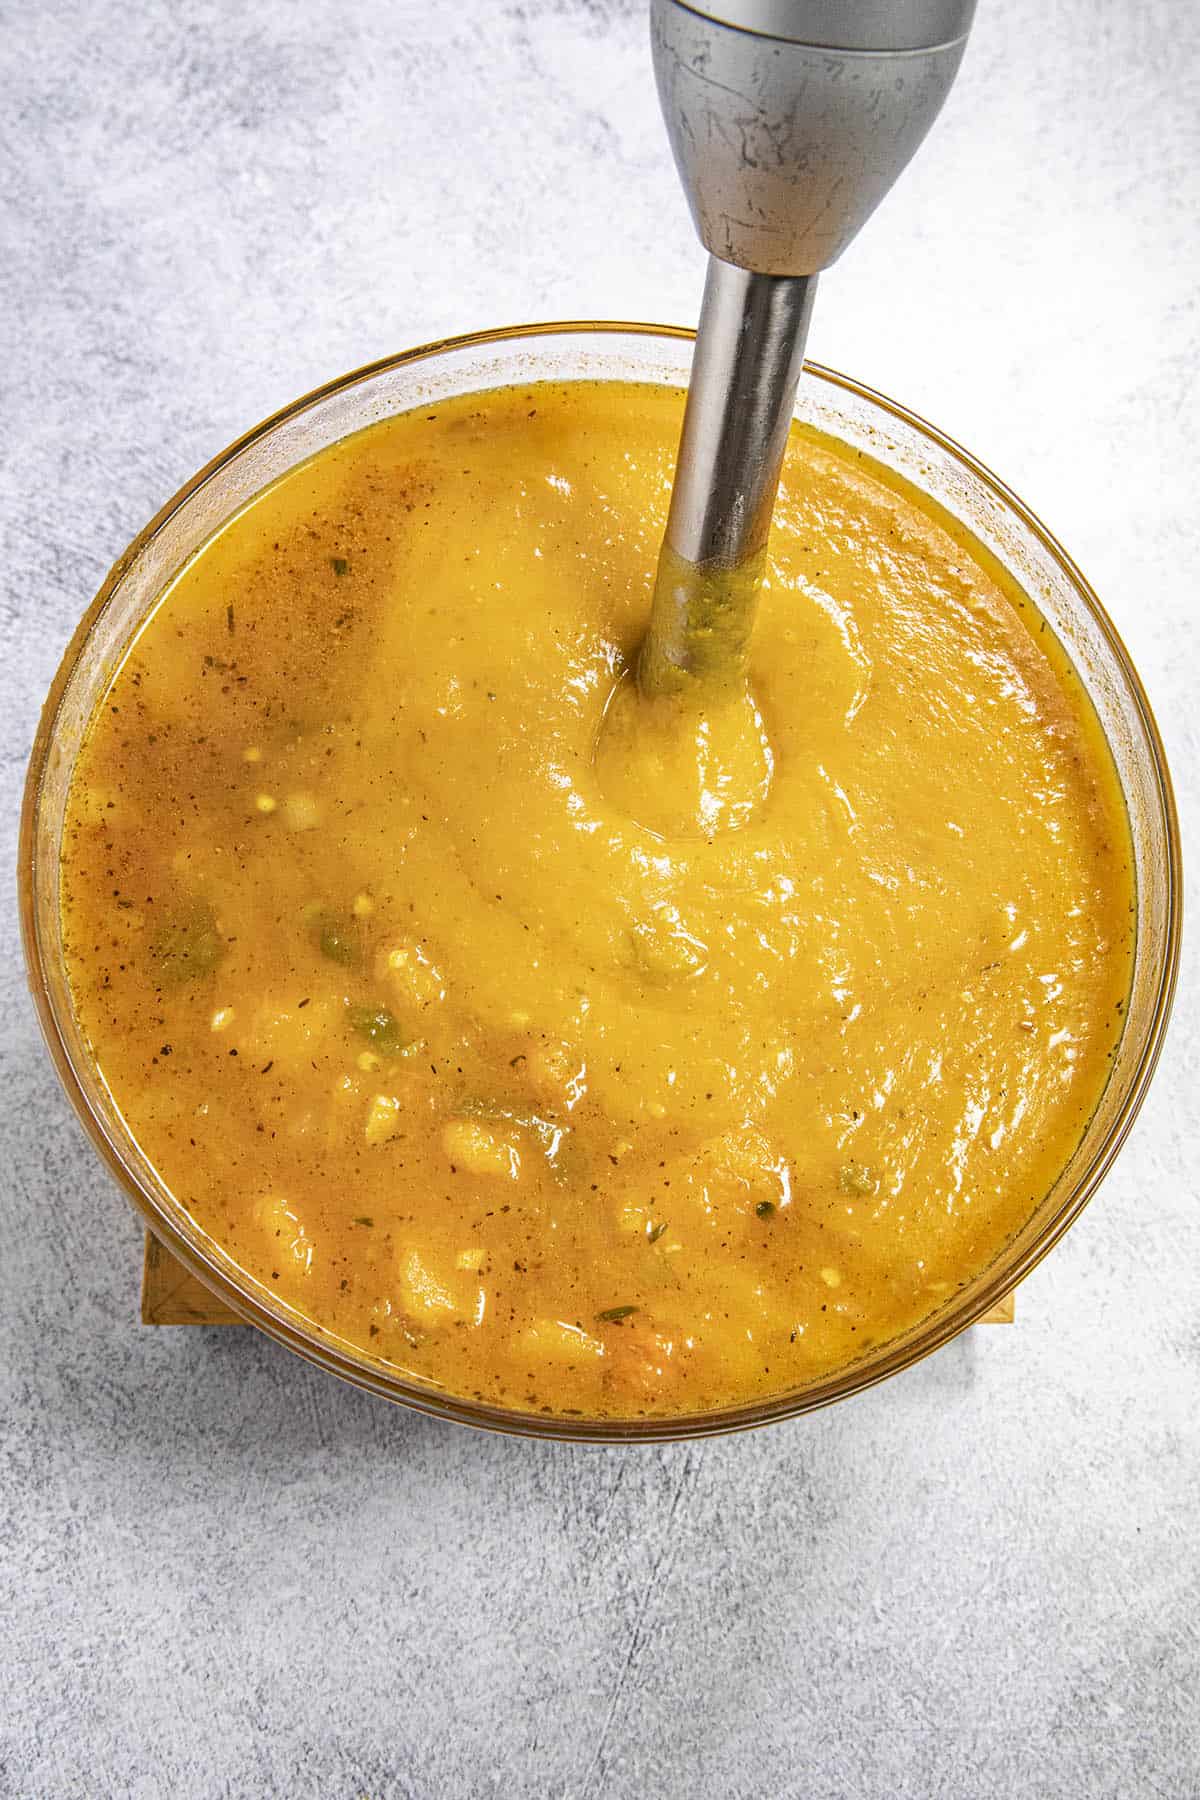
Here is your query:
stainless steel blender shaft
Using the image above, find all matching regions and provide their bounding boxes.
[663,260,816,572]
[639,259,815,695]
[639,0,976,699]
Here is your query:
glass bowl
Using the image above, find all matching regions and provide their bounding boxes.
[19,324,1182,1442]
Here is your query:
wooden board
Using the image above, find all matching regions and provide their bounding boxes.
[141,1232,242,1325]
[141,1231,1015,1326]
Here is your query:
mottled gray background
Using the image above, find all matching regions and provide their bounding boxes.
[2,1,1197,1795]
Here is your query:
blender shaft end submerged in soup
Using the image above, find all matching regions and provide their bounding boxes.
[60,382,1133,1418]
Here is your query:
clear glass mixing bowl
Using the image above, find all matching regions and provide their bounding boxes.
[19,324,1182,1441]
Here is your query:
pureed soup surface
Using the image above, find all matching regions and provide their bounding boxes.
[61,381,1133,1420]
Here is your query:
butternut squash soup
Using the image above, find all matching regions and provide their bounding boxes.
[60,381,1133,1418]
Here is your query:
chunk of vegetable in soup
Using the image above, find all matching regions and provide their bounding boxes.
[60,382,1133,1419]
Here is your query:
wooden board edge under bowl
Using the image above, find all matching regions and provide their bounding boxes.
[140,1231,1015,1328]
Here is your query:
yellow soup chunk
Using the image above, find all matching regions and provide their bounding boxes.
[60,381,1133,1419]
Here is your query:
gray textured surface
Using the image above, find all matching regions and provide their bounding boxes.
[2,1,1197,1795]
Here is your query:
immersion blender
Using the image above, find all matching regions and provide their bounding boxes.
[639,0,978,698]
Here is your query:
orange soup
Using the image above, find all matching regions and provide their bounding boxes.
[60,382,1133,1418]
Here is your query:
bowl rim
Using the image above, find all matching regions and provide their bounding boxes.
[19,319,1183,1443]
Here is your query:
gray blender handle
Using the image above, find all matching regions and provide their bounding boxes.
[651,0,978,278]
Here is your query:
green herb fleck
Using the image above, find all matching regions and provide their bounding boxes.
[330,556,350,577]
[597,1305,639,1323]
[353,1216,374,1228]
[755,1200,776,1219]
[317,913,360,966]
[149,901,224,986]
[349,1004,410,1058]
[839,1161,874,1196]
[647,1220,669,1244]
